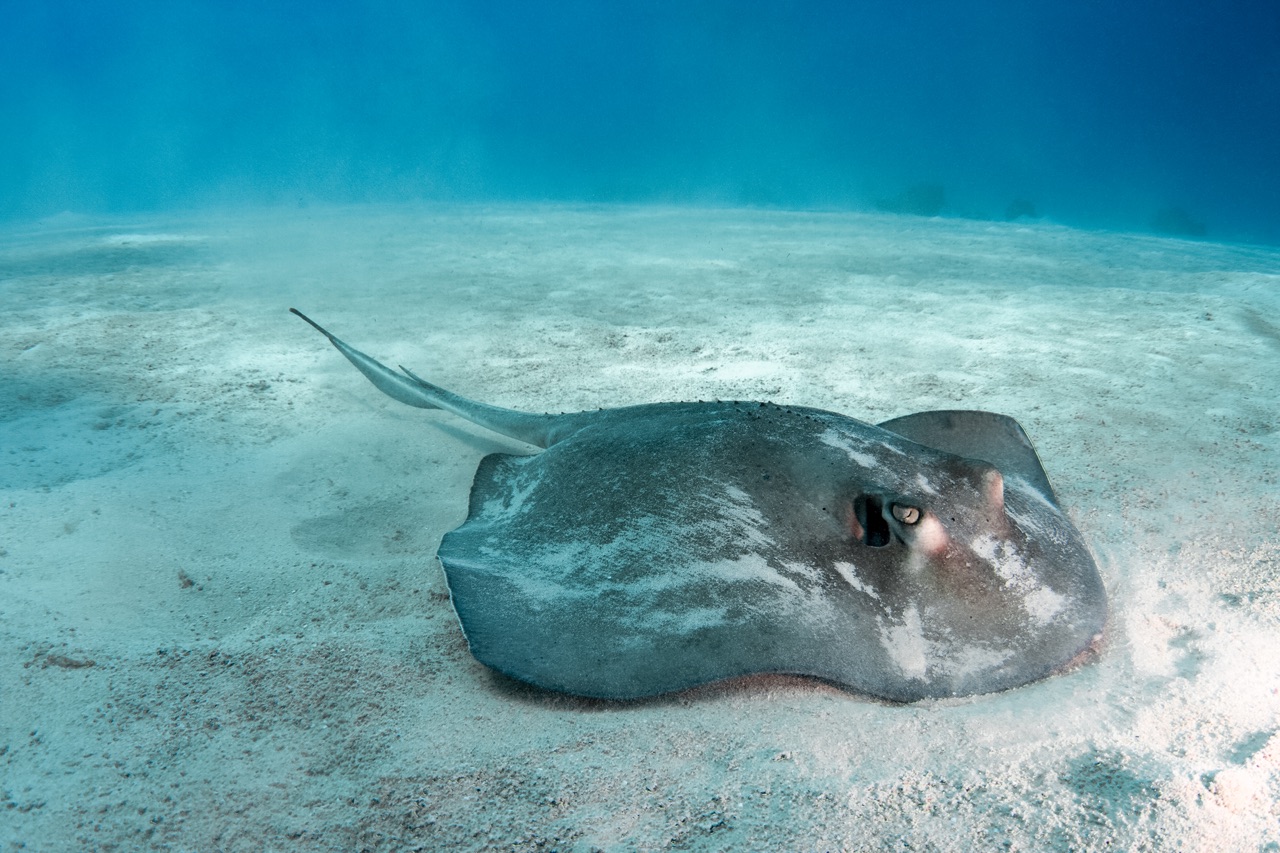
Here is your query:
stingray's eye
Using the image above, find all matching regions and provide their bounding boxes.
[891,504,921,525]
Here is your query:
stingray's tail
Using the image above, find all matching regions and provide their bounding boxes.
[291,308,557,448]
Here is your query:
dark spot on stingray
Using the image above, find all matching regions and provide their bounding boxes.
[854,495,892,548]
[292,309,1107,702]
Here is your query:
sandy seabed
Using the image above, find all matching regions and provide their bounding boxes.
[1,204,1278,851]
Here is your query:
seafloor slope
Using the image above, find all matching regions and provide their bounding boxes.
[1,205,1277,850]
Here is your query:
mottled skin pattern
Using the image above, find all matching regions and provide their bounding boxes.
[293,310,1107,701]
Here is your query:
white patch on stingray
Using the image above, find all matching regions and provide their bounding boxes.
[905,547,934,577]
[880,605,928,680]
[691,553,802,594]
[781,559,821,583]
[938,642,1013,679]
[1005,503,1051,541]
[913,473,940,496]
[970,533,1064,626]
[1023,586,1066,625]
[971,533,1031,586]
[712,484,774,551]
[832,561,880,600]
[818,429,880,471]
[479,457,540,519]
[1005,474,1059,510]
[612,554,811,629]
[565,547,806,599]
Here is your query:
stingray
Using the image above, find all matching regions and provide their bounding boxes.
[292,309,1106,702]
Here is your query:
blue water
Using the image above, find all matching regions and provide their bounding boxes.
[3,0,1278,243]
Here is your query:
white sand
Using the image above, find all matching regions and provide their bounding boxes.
[2,204,1277,850]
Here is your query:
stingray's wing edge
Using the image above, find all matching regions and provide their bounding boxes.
[877,410,1060,504]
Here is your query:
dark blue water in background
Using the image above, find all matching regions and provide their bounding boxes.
[3,0,1278,243]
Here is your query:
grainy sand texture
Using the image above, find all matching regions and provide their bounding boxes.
[2,205,1278,851]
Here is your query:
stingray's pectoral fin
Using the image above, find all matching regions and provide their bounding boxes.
[877,409,1058,503]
